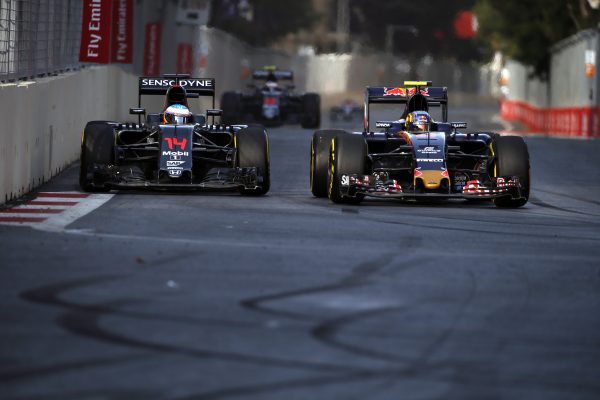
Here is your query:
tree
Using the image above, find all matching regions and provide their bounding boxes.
[210,0,317,47]
[474,0,600,78]
[350,0,482,61]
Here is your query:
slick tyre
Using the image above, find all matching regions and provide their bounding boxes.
[491,135,530,208]
[79,121,115,192]
[301,93,321,129]
[327,132,367,204]
[311,130,341,198]
[221,91,242,125]
[236,125,270,196]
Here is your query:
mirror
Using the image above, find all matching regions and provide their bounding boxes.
[129,108,146,115]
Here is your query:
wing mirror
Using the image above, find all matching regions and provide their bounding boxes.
[207,109,223,117]
[129,108,146,115]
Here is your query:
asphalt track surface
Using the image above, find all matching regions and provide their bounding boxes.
[1,104,599,400]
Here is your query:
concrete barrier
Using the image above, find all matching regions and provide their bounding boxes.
[0,65,138,204]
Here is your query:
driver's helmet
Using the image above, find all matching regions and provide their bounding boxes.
[163,104,192,125]
[406,111,431,132]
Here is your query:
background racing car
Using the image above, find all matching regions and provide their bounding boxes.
[220,66,320,128]
[329,99,362,122]
[310,81,530,208]
[80,74,270,195]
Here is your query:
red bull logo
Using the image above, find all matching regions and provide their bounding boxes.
[383,87,406,96]
[420,88,430,96]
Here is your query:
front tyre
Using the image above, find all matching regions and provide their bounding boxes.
[492,135,530,208]
[221,91,242,125]
[327,132,367,204]
[79,121,115,192]
[310,130,340,197]
[236,125,270,196]
[301,93,321,129]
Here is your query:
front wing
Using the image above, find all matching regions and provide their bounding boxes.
[338,174,526,200]
[89,167,262,191]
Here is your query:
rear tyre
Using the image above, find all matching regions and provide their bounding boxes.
[301,93,321,129]
[79,121,115,192]
[310,130,340,197]
[327,132,367,204]
[491,135,530,208]
[221,92,242,125]
[236,126,270,196]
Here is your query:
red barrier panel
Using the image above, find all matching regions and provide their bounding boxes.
[79,0,113,63]
[500,100,599,138]
[111,0,133,63]
[177,43,193,75]
[143,23,162,76]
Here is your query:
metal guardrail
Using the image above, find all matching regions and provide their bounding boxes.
[0,0,83,82]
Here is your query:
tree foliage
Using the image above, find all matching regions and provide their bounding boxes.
[210,0,317,47]
[474,0,600,78]
[350,0,481,61]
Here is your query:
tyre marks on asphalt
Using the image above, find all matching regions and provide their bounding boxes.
[0,192,113,231]
[15,275,364,387]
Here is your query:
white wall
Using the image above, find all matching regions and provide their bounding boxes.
[0,65,138,204]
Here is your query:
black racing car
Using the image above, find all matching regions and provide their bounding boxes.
[79,74,270,195]
[220,67,320,128]
[310,81,530,208]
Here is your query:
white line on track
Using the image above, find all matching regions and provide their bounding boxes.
[34,194,114,232]
[0,192,114,232]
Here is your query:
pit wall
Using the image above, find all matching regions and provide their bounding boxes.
[500,29,600,138]
[0,66,139,204]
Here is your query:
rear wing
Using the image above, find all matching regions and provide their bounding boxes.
[251,70,294,81]
[138,75,216,108]
[364,81,448,131]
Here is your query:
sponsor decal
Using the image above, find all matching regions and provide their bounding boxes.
[141,78,213,88]
[451,122,468,129]
[163,137,187,151]
[416,158,444,162]
[453,172,467,190]
[143,23,162,75]
[111,0,133,63]
[376,122,391,128]
[383,87,406,96]
[419,146,440,154]
[168,170,183,176]
[419,88,430,96]
[341,175,350,186]
[79,0,113,63]
[263,96,279,106]
[167,160,186,167]
[162,151,189,157]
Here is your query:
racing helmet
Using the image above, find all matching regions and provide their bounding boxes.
[163,104,192,125]
[406,111,431,132]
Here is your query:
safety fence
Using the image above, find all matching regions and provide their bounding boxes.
[0,0,82,82]
[500,29,600,138]
[501,100,600,138]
